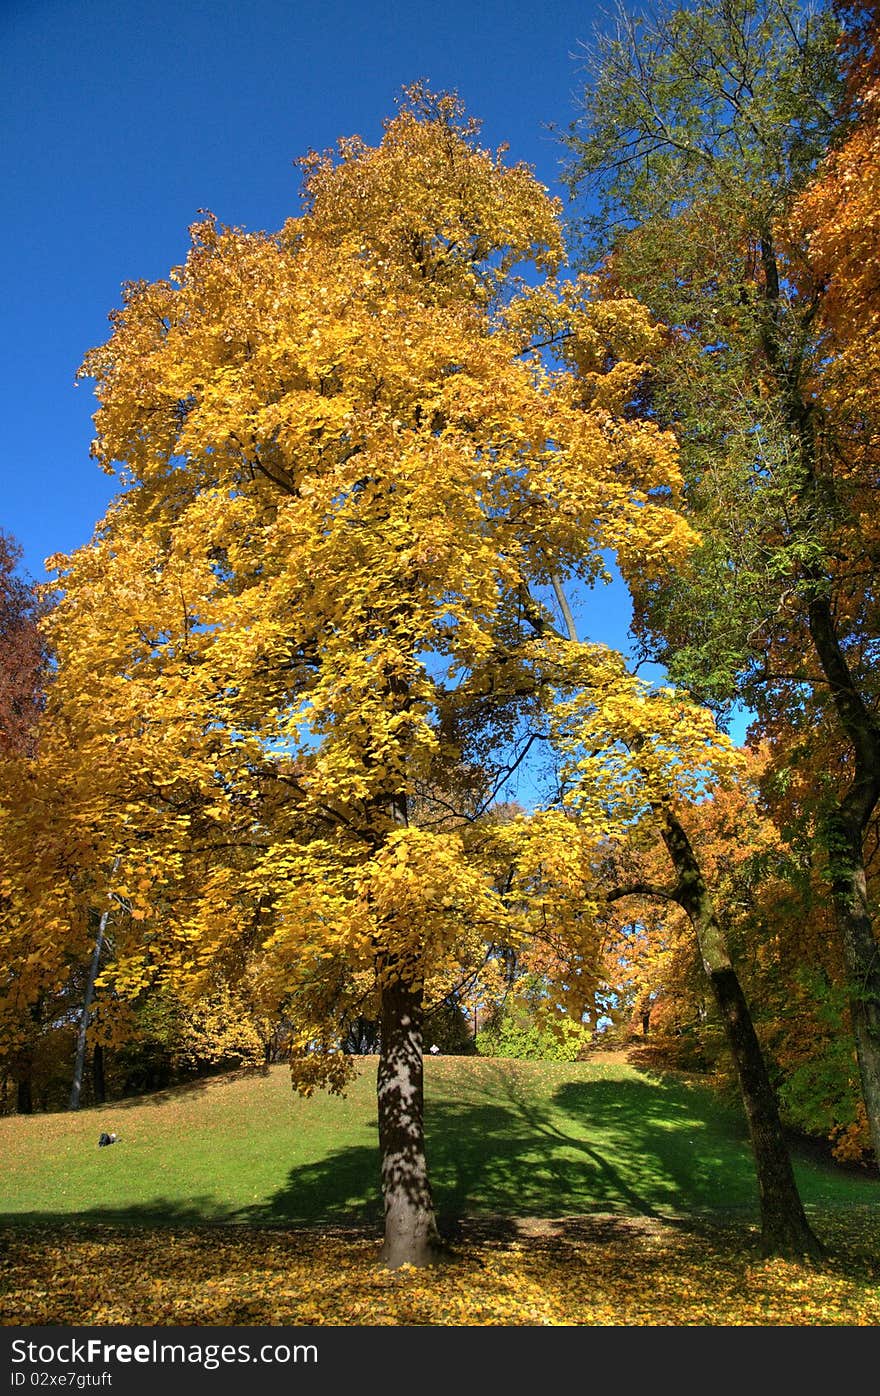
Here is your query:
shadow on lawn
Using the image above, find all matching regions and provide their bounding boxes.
[5,1066,760,1232]
[5,1197,232,1224]
[238,1066,757,1227]
[88,1066,272,1111]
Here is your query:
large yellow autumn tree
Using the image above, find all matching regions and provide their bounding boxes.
[39,89,695,1266]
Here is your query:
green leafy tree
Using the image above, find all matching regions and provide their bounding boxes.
[564,0,880,1164]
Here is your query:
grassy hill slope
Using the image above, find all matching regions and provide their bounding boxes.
[2,1055,877,1227]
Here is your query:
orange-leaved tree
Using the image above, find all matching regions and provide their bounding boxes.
[0,531,44,760]
[0,531,75,1112]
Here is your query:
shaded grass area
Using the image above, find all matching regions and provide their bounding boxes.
[1,1058,877,1229]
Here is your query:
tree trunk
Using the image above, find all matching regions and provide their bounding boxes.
[799,587,880,1165]
[825,810,880,1164]
[527,575,820,1253]
[377,974,442,1268]
[70,882,116,1111]
[92,1043,106,1105]
[709,963,821,1257]
[16,1074,32,1115]
[659,806,823,1259]
[770,272,880,1166]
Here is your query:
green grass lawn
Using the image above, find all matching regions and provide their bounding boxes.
[2,1056,877,1228]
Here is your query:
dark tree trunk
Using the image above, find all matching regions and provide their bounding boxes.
[804,589,880,1165]
[92,1043,106,1105]
[16,1075,32,1115]
[709,964,821,1258]
[658,806,823,1260]
[641,1010,651,1038]
[523,578,821,1254]
[377,974,442,1268]
[824,809,880,1163]
[763,241,880,1166]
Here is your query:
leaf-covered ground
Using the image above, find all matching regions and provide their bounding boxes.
[2,1211,880,1326]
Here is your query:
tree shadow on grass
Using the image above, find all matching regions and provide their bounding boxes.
[0,1066,768,1233]
[2,1197,238,1229]
[246,1064,759,1228]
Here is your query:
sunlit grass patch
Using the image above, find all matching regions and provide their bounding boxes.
[1,1058,877,1228]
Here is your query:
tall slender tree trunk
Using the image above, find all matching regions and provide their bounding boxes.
[377,973,442,1268]
[658,805,823,1259]
[70,900,112,1111]
[537,574,820,1253]
[708,962,821,1257]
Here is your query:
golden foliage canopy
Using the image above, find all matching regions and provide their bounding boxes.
[6,90,726,1079]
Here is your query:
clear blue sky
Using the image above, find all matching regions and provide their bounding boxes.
[0,0,683,676]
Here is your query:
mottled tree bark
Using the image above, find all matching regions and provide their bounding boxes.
[377,974,442,1268]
